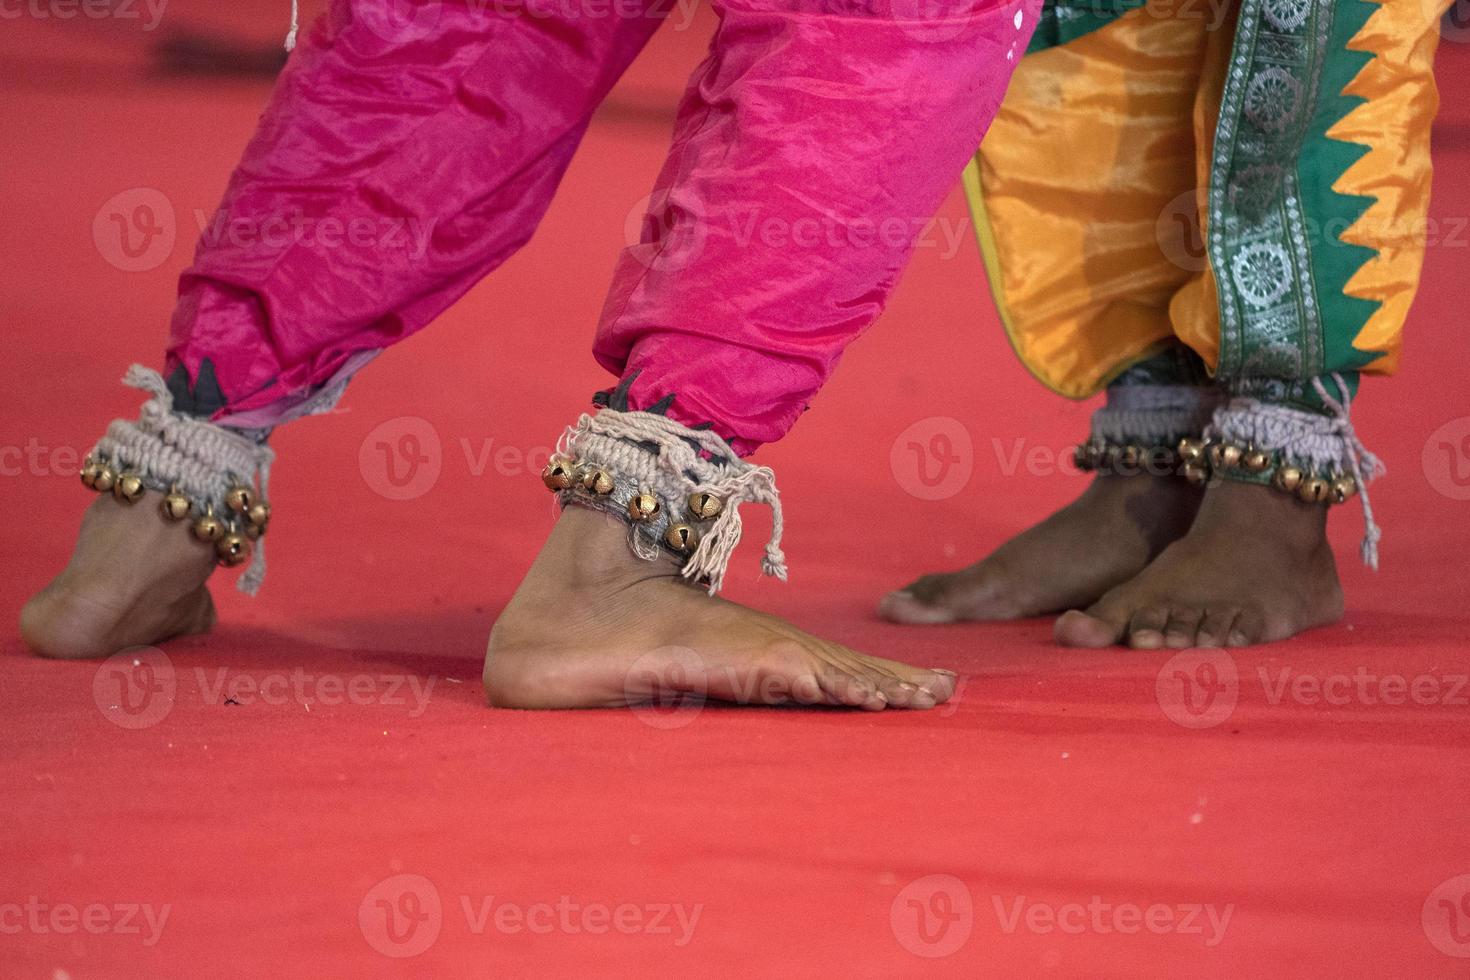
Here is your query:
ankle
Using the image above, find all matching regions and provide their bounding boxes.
[1195,479,1330,551]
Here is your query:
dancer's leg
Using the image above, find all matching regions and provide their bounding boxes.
[485,0,1040,708]
[1058,0,1450,647]
[22,0,667,658]
[880,0,1218,623]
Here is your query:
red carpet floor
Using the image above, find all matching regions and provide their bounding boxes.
[4,4,1470,977]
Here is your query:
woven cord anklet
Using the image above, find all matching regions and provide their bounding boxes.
[539,410,786,595]
[1188,373,1384,568]
[80,365,276,594]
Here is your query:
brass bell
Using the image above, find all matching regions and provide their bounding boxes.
[688,492,724,521]
[1273,466,1304,493]
[1330,476,1358,504]
[580,468,615,496]
[1071,445,1092,471]
[1182,462,1209,485]
[113,472,146,504]
[246,502,271,528]
[627,492,660,522]
[244,521,264,540]
[1120,444,1143,469]
[215,532,251,567]
[80,461,102,490]
[160,489,192,521]
[192,509,225,543]
[1219,443,1243,468]
[92,466,117,493]
[1207,443,1225,469]
[540,457,577,491]
[663,523,697,553]
[1297,476,1330,504]
[1177,437,1205,463]
[1242,449,1271,473]
[225,485,254,514]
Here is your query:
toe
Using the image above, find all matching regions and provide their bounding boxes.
[1127,606,1171,649]
[813,661,889,711]
[1163,608,1205,649]
[1228,609,1267,647]
[1196,608,1240,648]
[877,589,957,625]
[1054,607,1126,648]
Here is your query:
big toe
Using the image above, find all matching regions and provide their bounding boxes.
[877,589,958,625]
[1053,608,1124,648]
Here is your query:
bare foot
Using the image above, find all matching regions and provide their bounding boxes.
[878,474,1201,624]
[484,506,957,710]
[1054,480,1344,649]
[20,492,217,659]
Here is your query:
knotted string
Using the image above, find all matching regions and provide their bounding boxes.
[558,411,787,594]
[284,0,299,51]
[1311,373,1385,569]
[95,365,276,595]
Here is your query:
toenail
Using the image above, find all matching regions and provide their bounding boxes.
[1227,631,1249,647]
[929,667,956,675]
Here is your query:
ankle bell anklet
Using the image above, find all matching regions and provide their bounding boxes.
[1202,373,1385,568]
[1074,382,1225,479]
[540,410,787,594]
[80,365,275,594]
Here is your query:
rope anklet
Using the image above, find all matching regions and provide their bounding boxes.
[1074,383,1224,478]
[540,411,786,595]
[1197,373,1384,568]
[80,365,275,594]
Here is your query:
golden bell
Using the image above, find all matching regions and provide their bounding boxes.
[580,468,615,495]
[244,521,264,540]
[1219,443,1243,468]
[1273,466,1304,493]
[112,472,146,504]
[1177,438,1205,464]
[1120,444,1143,469]
[627,492,660,522]
[80,460,102,489]
[1207,443,1225,469]
[1243,449,1271,473]
[225,485,254,513]
[246,502,271,528]
[540,458,577,491]
[688,492,723,521]
[92,466,117,493]
[1071,445,1092,470]
[663,523,697,553]
[160,490,192,521]
[1297,477,1330,504]
[1330,476,1358,504]
[192,511,225,543]
[1182,462,1209,485]
[215,533,251,567]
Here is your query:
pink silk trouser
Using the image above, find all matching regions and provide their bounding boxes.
[169,0,1037,455]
